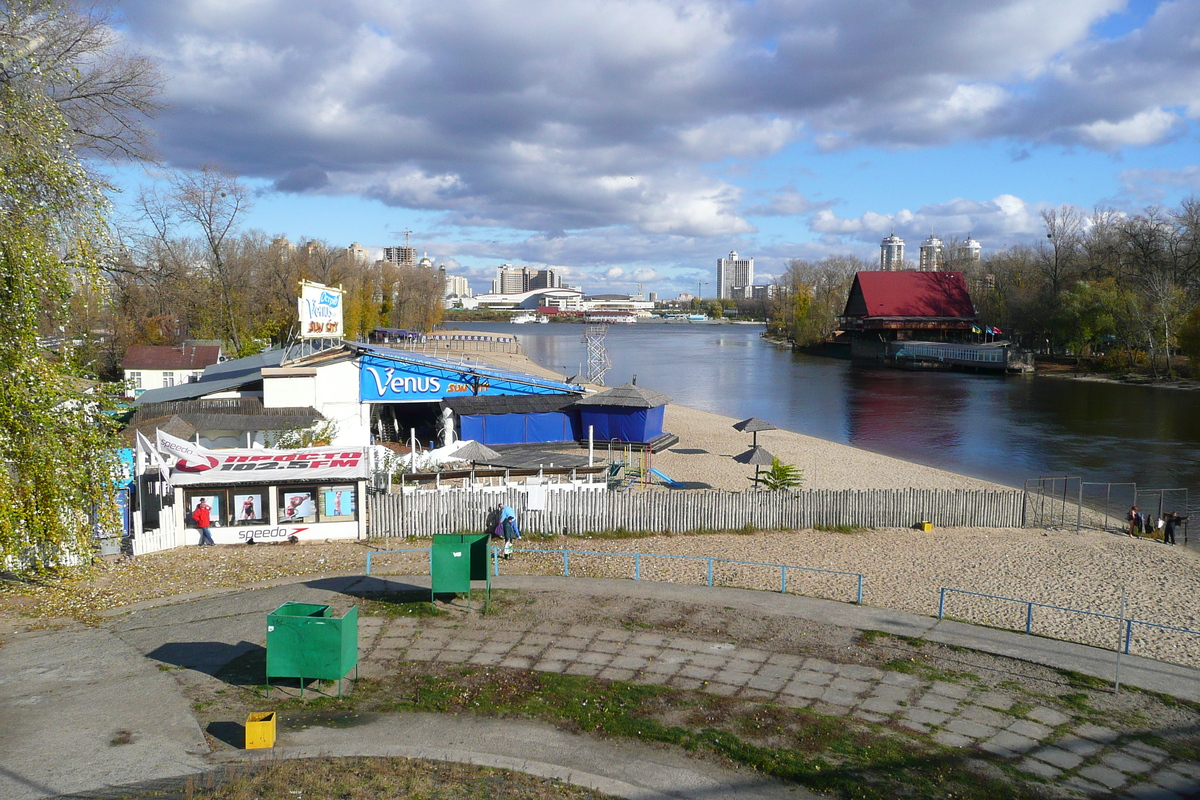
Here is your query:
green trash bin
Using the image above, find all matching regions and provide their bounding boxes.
[266,601,358,698]
[431,533,492,610]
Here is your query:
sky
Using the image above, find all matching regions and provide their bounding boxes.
[106,0,1200,297]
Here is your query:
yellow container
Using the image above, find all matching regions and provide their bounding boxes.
[918,521,933,532]
[245,711,276,749]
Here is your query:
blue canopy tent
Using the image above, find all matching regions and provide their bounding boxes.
[575,383,671,445]
[443,395,581,446]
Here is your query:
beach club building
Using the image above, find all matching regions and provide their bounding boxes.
[132,340,586,450]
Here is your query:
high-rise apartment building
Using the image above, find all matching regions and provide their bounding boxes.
[528,268,562,290]
[716,251,754,299]
[957,235,982,264]
[346,242,369,265]
[880,232,905,271]
[919,234,944,272]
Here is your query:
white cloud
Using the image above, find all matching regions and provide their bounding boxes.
[1074,108,1182,149]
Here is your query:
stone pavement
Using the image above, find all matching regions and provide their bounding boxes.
[358,583,1200,800]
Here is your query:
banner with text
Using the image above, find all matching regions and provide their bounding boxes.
[298,281,343,339]
[156,431,367,486]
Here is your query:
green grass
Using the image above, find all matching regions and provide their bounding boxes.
[357,590,449,618]
[813,524,871,534]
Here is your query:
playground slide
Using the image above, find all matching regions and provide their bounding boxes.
[647,467,684,488]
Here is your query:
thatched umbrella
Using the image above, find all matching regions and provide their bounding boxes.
[732,417,777,447]
[452,440,502,467]
[733,444,775,485]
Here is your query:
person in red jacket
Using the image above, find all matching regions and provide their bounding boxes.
[191,498,215,546]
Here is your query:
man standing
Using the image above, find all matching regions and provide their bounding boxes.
[192,498,215,546]
[498,503,520,559]
[1163,512,1188,546]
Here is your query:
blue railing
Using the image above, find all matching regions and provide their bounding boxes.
[364,546,863,603]
[500,547,864,604]
[938,587,1200,656]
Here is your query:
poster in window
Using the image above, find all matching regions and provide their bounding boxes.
[320,485,356,521]
[234,493,264,524]
[280,489,315,522]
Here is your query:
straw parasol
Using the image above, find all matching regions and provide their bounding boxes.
[733,444,775,485]
[452,440,502,467]
[732,417,777,447]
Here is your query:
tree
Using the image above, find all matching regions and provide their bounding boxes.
[750,458,803,491]
[0,1,161,570]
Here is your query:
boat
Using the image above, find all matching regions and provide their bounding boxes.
[511,312,549,324]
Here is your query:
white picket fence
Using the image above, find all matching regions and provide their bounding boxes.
[367,487,1025,538]
[131,527,185,556]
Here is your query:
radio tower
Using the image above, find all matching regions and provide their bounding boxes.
[583,325,612,386]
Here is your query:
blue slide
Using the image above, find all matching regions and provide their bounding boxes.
[648,467,683,488]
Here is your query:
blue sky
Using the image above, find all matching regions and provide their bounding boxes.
[107,0,1200,297]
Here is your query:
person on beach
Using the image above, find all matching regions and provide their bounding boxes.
[497,503,520,559]
[1163,512,1188,545]
[191,498,215,546]
[1126,505,1141,538]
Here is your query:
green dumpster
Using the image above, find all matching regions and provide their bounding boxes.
[431,533,492,609]
[266,601,358,697]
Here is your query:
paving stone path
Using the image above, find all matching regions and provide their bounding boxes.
[356,614,1200,800]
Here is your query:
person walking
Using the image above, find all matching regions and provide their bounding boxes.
[1126,505,1141,538]
[1163,511,1188,545]
[192,498,215,547]
[498,503,520,559]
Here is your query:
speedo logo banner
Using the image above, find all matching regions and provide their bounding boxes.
[156,430,367,486]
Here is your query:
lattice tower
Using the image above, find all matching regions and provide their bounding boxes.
[583,325,612,385]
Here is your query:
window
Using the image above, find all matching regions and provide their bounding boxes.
[184,491,223,529]
[163,371,175,387]
[232,488,269,525]
[128,371,142,389]
[278,487,318,524]
[318,485,357,522]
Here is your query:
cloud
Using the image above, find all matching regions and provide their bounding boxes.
[808,194,1050,249]
[114,0,1200,284]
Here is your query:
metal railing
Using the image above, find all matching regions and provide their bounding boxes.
[498,547,864,604]
[937,587,1200,657]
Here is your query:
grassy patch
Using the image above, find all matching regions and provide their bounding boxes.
[181,757,618,799]
[881,657,978,685]
[1054,668,1111,693]
[813,524,871,534]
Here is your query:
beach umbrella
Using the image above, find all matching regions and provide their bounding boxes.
[452,440,502,467]
[733,417,777,447]
[733,444,775,485]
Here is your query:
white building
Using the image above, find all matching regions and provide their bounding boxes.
[121,344,223,398]
[919,234,944,272]
[473,287,585,311]
[716,251,754,299]
[880,232,905,271]
[958,234,982,264]
[346,242,369,265]
[442,273,472,298]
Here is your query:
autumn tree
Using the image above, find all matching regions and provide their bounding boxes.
[0,0,161,569]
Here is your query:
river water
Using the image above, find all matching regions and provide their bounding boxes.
[453,322,1200,500]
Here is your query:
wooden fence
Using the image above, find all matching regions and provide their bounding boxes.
[367,487,1025,538]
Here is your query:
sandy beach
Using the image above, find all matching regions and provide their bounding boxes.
[432,333,1200,665]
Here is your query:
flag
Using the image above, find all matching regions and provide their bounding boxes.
[971,325,982,334]
[993,326,1003,335]
[155,429,212,470]
[985,326,994,335]
[136,430,169,481]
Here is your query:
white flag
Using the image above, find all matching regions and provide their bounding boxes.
[155,429,212,470]
[136,430,170,481]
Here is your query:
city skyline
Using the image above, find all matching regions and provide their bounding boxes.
[105,0,1199,298]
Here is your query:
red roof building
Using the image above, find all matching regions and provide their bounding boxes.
[121,344,223,398]
[840,271,977,331]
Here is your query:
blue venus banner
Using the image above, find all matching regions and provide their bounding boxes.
[357,354,576,402]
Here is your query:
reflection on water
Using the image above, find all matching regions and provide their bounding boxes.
[451,322,1200,493]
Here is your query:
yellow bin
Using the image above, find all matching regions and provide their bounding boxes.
[245,711,276,749]
[918,521,933,532]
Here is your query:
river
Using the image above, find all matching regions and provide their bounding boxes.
[451,322,1200,503]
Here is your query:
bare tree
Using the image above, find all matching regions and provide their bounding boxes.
[1,0,163,160]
